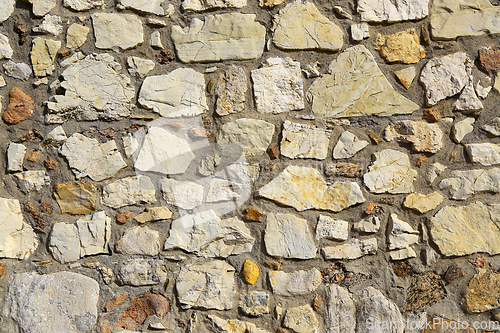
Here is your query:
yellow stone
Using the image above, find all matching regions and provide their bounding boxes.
[242,260,259,285]
[373,29,425,64]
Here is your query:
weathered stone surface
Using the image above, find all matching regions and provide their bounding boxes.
[426,162,447,184]
[3,87,34,125]
[251,57,304,114]
[333,131,369,159]
[66,23,90,49]
[464,143,500,166]
[452,118,475,143]
[102,176,156,209]
[3,61,32,81]
[60,133,126,181]
[322,238,377,260]
[239,291,269,317]
[316,215,349,241]
[259,165,365,212]
[138,68,208,117]
[91,13,143,50]
[326,283,356,333]
[431,0,500,40]
[269,269,321,296]
[389,247,417,260]
[14,171,50,193]
[395,66,416,89]
[374,29,425,64]
[242,260,259,284]
[0,0,15,22]
[325,162,363,178]
[440,168,500,200]
[49,223,80,263]
[46,125,67,143]
[164,210,254,257]
[351,23,370,41]
[127,56,155,78]
[364,149,417,194]
[404,192,444,213]
[283,305,319,333]
[264,212,316,259]
[115,226,160,256]
[388,214,419,250]
[353,216,380,233]
[64,0,104,10]
[384,120,443,153]
[0,33,13,60]
[0,198,38,259]
[59,52,85,67]
[355,287,404,333]
[206,178,242,203]
[161,178,203,210]
[182,0,245,11]
[117,292,170,330]
[171,13,266,63]
[54,182,98,215]
[280,120,330,159]
[214,65,247,116]
[28,0,56,17]
[116,258,168,286]
[357,0,429,22]
[207,315,269,333]
[7,142,26,172]
[307,45,418,119]
[464,270,500,313]
[482,117,500,136]
[218,118,275,156]
[3,272,99,333]
[117,0,165,15]
[46,54,134,123]
[134,206,172,223]
[429,202,500,256]
[176,260,236,310]
[403,271,446,313]
[273,0,343,51]
[478,44,500,72]
[32,15,63,36]
[422,315,482,332]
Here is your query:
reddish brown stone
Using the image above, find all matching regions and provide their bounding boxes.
[100,323,112,333]
[243,208,262,222]
[14,18,27,44]
[312,295,322,311]
[44,157,58,170]
[443,263,465,284]
[177,319,186,328]
[163,122,181,131]
[156,49,175,64]
[267,144,280,159]
[469,256,486,268]
[3,87,34,125]
[277,328,287,333]
[264,260,281,270]
[0,263,5,277]
[116,212,132,225]
[366,129,381,144]
[365,203,383,215]
[98,128,116,139]
[416,156,427,168]
[103,293,130,312]
[202,116,212,126]
[264,162,276,172]
[39,202,53,215]
[22,202,46,229]
[380,197,396,205]
[479,44,500,71]
[58,49,70,58]
[188,127,210,139]
[393,262,413,278]
[423,108,440,122]
[324,163,363,178]
[117,292,170,329]
[19,129,43,142]
[27,151,42,162]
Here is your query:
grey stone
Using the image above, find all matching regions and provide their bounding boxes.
[3,61,32,81]
[116,258,168,286]
[102,175,156,208]
[283,305,319,333]
[280,120,330,160]
[465,143,500,166]
[239,291,270,317]
[316,215,349,241]
[7,142,26,172]
[355,287,404,333]
[387,214,419,251]
[483,117,500,136]
[440,168,500,200]
[161,178,204,210]
[115,226,161,256]
[14,171,50,193]
[322,238,378,260]
[326,283,356,333]
[269,269,321,296]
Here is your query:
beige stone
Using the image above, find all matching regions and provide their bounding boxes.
[102,176,156,209]
[207,315,269,333]
[326,283,356,333]
[28,0,56,16]
[280,120,330,160]
[269,269,321,296]
[387,214,419,250]
[115,226,161,256]
[358,0,429,23]
[91,13,144,50]
[217,118,275,157]
[404,192,444,213]
[66,24,89,49]
[373,29,425,64]
[182,0,246,11]
[135,207,173,223]
[333,131,369,159]
[259,0,284,7]
[214,65,247,116]
[389,248,417,261]
[31,37,61,77]
[395,67,416,89]
[451,118,475,143]
[117,0,165,15]
[464,143,500,166]
[322,238,377,260]
[439,168,500,200]
[283,305,319,333]
[384,120,443,153]
[464,270,500,313]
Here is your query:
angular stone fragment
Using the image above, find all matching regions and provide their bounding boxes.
[117,0,165,15]
[218,118,275,156]
[482,117,500,136]
[0,33,13,60]
[103,294,130,312]
[395,67,416,89]
[440,168,500,200]
[242,260,259,284]
[64,0,103,10]
[251,57,304,114]
[283,305,319,333]
[161,178,203,210]
[353,216,380,233]
[316,215,348,241]
[264,213,316,259]
[333,131,369,159]
[171,13,266,63]
[426,162,447,184]
[403,271,446,313]
[269,269,321,296]
[239,291,269,317]
[134,127,195,175]
[259,165,365,212]
[272,0,343,51]
[307,45,418,119]
[322,238,377,260]
[92,13,143,50]
[357,0,429,22]
[28,0,56,17]
[102,176,156,209]
[464,143,500,166]
[389,248,417,261]
[127,56,155,77]
[3,87,34,124]
[60,133,126,181]
[46,54,134,123]
[117,292,170,330]
[3,272,99,333]
[206,178,242,203]
[325,163,363,178]
[138,68,208,117]
[3,61,32,81]
[115,226,160,256]
[7,142,26,172]
[182,0,245,11]
[351,23,369,41]
[54,182,98,215]
[429,202,500,256]
[479,44,500,72]
[404,192,443,213]
[207,315,269,333]
[66,24,90,49]
[374,29,425,64]
[356,287,404,333]
[49,223,80,263]
[326,283,356,333]
[32,15,63,36]
[176,260,236,310]
[385,120,443,153]
[134,206,172,223]
[452,118,475,143]
[214,66,247,116]
[259,0,284,7]
[464,270,500,313]
[388,214,419,250]
[116,258,168,286]
[14,171,50,193]
[164,210,254,258]
[60,52,85,67]
[280,121,330,159]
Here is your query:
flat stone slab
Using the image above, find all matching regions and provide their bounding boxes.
[91,13,143,50]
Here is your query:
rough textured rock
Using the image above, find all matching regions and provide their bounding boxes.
[28,0,56,16]
[373,29,425,64]
[176,260,236,310]
[307,45,418,119]
[161,178,204,210]
[322,238,378,260]
[283,305,319,333]
[164,210,254,257]
[452,118,475,143]
[116,258,168,286]
[115,226,161,256]
[478,44,500,72]
[326,283,356,333]
[464,143,500,166]
[264,212,316,259]
[272,0,343,51]
[351,23,370,41]
[316,215,349,241]
[217,118,275,156]
[429,202,500,256]
[388,214,419,250]
[395,66,416,89]
[404,192,444,213]
[353,216,380,233]
[138,68,208,117]
[482,117,500,136]
[269,269,321,296]
[384,120,443,153]
[3,61,32,81]
[214,65,247,116]
[280,120,330,159]
[117,0,165,15]
[53,182,98,215]
[357,0,429,22]
[127,56,155,77]
[440,168,500,200]
[364,149,418,194]
[60,133,126,181]
[325,162,364,178]
[91,13,143,50]
[0,33,13,60]
[32,15,63,36]
[171,13,266,63]
[102,176,156,208]
[0,0,16,23]
[117,292,170,330]
[355,287,404,333]
[3,272,99,333]
[182,0,245,11]
[333,131,369,159]
[64,0,104,10]
[239,291,269,316]
[464,270,500,313]
[14,171,50,193]
[134,206,172,223]
[259,165,365,212]
[3,87,34,125]
[7,142,26,172]
[66,23,90,49]
[242,260,259,284]
[45,53,134,124]
[251,57,304,114]
[403,271,446,313]
[207,315,269,333]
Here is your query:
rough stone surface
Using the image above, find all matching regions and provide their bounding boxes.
[64,0,103,10]
[464,143,500,166]
[269,269,321,296]
[217,118,275,156]
[102,176,156,209]
[0,0,16,23]
[395,67,416,89]
[3,61,32,81]
[280,120,330,159]
[134,206,172,223]
[91,13,144,50]
[283,305,319,333]
[3,87,34,125]
[351,23,369,42]
[32,15,63,36]
[7,142,26,172]
[333,131,369,159]
[355,287,404,333]
[403,271,447,313]
[14,171,50,193]
[239,291,269,317]
[115,226,161,256]
[384,120,443,153]
[116,258,168,286]
[117,0,165,15]
[53,182,98,215]
[66,23,90,49]
[207,315,269,333]
[353,216,380,233]
[464,270,500,313]
[316,215,349,241]
[182,0,245,11]
[0,33,13,60]
[404,192,444,213]
[374,29,425,64]
[357,0,429,23]
[161,178,204,210]
[127,56,155,78]
[214,65,247,116]
[326,283,356,333]
[440,168,500,200]
[388,214,419,251]
[452,118,475,143]
[482,117,500,136]
[322,238,378,260]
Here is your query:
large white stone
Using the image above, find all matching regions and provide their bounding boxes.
[439,168,500,200]
[182,0,246,11]
[316,215,349,241]
[357,0,429,22]
[280,120,330,160]
[32,15,63,36]
[269,269,321,296]
[117,0,165,15]
[217,118,275,157]
[483,117,500,136]
[7,143,27,172]
[387,214,419,250]
[0,33,13,60]
[384,120,443,153]
[355,287,404,333]
[13,171,50,193]
[115,226,161,256]
[322,238,377,260]
[326,284,356,333]
[465,143,500,166]
[333,131,369,159]
[91,13,144,50]
[29,0,57,17]
[0,0,15,23]
[102,175,156,208]
[64,0,104,10]
[161,178,204,210]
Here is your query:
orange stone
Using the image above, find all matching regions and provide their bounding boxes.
[242,260,259,285]
[27,151,42,162]
[44,157,58,170]
[243,208,262,222]
[3,87,34,124]
[267,144,280,159]
[117,292,170,330]
[100,323,112,333]
[116,212,132,224]
[0,263,5,277]
[103,293,130,312]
